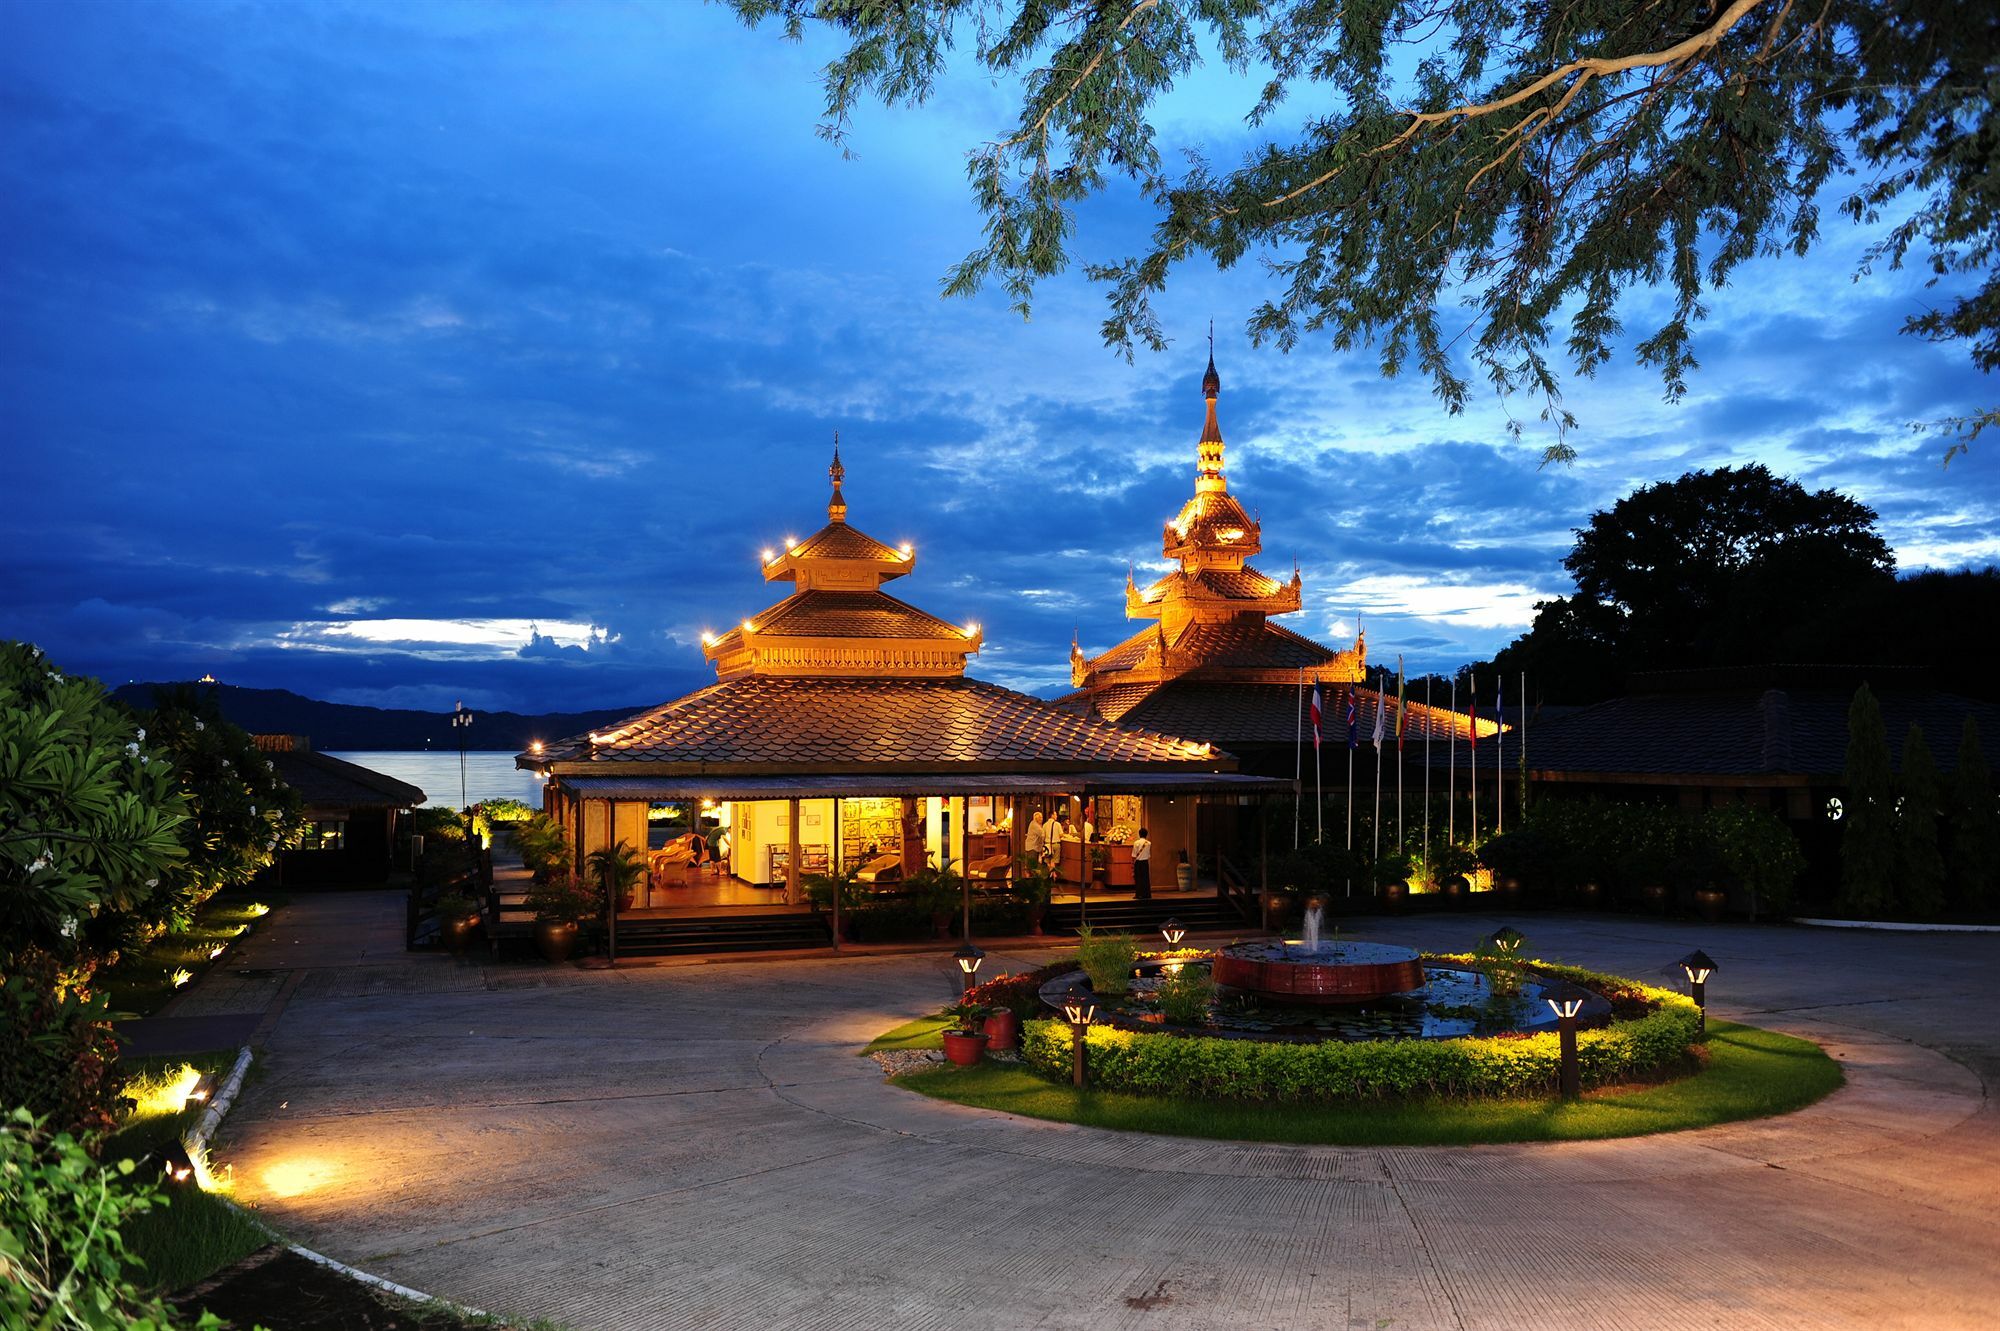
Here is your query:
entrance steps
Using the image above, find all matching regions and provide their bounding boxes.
[611,912,834,958]
[1045,895,1251,937]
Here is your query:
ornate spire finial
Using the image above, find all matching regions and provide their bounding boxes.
[1202,321,1220,399]
[828,433,847,522]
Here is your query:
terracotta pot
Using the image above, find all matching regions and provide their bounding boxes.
[982,1008,1021,1051]
[1694,888,1727,923]
[1379,882,1407,912]
[1574,882,1602,908]
[1442,876,1469,907]
[441,915,478,954]
[941,1029,989,1066]
[1027,903,1046,936]
[534,919,579,963]
[1642,883,1670,914]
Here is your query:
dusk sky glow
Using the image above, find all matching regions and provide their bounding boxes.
[4,2,1994,714]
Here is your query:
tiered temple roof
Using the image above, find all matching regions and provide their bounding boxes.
[527,448,1240,780]
[1060,354,1365,758]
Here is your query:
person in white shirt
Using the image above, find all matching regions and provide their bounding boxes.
[1083,817,1096,843]
[1024,811,1046,861]
[1131,827,1152,900]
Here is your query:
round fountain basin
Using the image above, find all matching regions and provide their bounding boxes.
[1211,939,1425,1005]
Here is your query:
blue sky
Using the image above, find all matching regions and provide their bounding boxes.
[3,1,1993,713]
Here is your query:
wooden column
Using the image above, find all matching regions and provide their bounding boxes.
[830,799,842,952]
[787,797,801,906]
[960,796,972,943]
[601,801,617,965]
[1189,796,1200,895]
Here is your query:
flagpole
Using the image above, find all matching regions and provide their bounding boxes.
[1496,675,1504,836]
[1372,675,1383,865]
[1520,669,1529,825]
[1293,666,1302,851]
[1423,675,1432,865]
[1470,671,1479,848]
[1448,675,1456,847]
[1396,655,1405,853]
[1315,711,1323,845]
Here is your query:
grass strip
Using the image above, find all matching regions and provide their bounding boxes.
[863,1014,951,1053]
[105,891,286,1017]
[893,1021,1840,1146]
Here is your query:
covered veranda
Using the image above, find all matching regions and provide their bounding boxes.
[548,770,1295,938]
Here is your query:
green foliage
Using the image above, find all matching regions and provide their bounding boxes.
[0,642,189,974]
[1948,718,1999,910]
[964,960,1073,1019]
[1,948,124,1140]
[1152,964,1214,1027]
[1072,925,1140,996]
[1705,805,1806,915]
[1841,684,1898,914]
[904,866,962,915]
[0,1108,226,1331]
[131,687,304,944]
[524,873,599,925]
[585,842,645,904]
[1895,724,1948,918]
[478,797,534,823]
[431,889,477,922]
[735,1,1998,455]
[1008,853,1054,905]
[903,1021,1839,1146]
[1020,984,1699,1103]
[509,813,571,883]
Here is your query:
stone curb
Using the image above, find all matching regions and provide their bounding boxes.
[180,1044,491,1321]
[1792,916,2000,934]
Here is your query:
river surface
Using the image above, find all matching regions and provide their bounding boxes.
[325,751,547,809]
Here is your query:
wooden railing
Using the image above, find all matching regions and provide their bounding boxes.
[1216,853,1257,924]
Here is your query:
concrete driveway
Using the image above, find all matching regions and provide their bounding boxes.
[218,899,1999,1330]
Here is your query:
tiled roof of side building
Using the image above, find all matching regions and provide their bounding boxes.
[533,675,1226,769]
[271,749,426,808]
[1172,620,1336,669]
[1528,687,2000,778]
[751,589,969,640]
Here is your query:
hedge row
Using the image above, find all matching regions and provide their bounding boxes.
[1018,965,1700,1103]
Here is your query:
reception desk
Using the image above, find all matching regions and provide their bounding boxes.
[1057,840,1133,887]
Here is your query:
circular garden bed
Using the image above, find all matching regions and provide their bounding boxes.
[874,947,1843,1146]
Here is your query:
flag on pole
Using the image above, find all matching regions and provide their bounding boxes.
[1346,688,1359,749]
[1310,685,1323,750]
[1395,657,1406,751]
[1372,682,1385,750]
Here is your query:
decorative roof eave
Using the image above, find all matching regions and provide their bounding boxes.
[529,754,1239,778]
[760,532,915,584]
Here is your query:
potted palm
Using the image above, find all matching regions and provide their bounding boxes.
[525,872,596,963]
[433,888,479,953]
[1012,854,1053,935]
[586,841,646,914]
[940,1002,989,1066]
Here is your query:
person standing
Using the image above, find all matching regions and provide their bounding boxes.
[1024,810,1047,863]
[1131,826,1152,900]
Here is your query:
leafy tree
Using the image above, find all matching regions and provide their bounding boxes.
[1489,465,1893,697]
[1894,723,1946,918]
[0,643,187,973]
[735,0,1999,454]
[125,685,304,951]
[1947,717,1998,910]
[1839,684,1895,915]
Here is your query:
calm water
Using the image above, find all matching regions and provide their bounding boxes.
[326,751,548,809]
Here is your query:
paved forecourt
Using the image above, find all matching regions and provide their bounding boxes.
[218,897,2000,1331]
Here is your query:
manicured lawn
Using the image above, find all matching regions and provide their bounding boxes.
[863,1013,952,1053]
[893,1021,1842,1146]
[107,1055,272,1293]
[104,891,285,1017]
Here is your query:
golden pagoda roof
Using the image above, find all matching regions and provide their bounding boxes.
[704,447,981,680]
[1130,566,1301,615]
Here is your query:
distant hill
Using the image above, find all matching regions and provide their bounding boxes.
[112,682,643,751]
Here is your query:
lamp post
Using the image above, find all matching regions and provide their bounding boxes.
[451,701,474,840]
[1487,926,1524,956]
[1062,991,1096,1088]
[1545,981,1588,1101]
[1677,949,1717,1037]
[953,942,986,995]
[1161,918,1186,949]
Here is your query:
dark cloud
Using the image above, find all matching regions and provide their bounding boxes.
[2,3,1993,710]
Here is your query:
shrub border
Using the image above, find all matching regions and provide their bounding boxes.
[1013,955,1702,1104]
